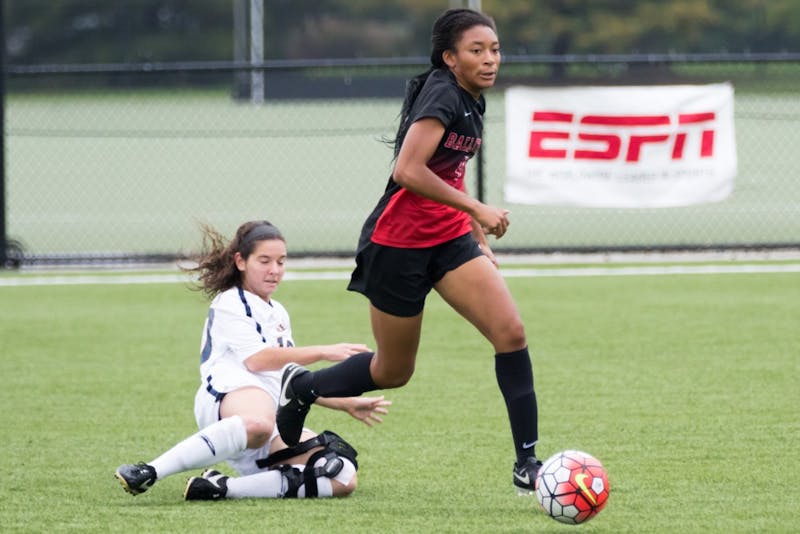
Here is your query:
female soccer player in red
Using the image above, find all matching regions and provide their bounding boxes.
[276,8,542,494]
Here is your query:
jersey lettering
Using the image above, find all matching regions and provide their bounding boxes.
[444,132,482,154]
[453,158,467,181]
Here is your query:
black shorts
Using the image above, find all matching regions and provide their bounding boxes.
[347,232,483,317]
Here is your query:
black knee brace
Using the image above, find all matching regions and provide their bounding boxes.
[256,430,359,498]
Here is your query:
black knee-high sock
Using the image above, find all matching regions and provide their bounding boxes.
[495,347,539,464]
[293,352,377,402]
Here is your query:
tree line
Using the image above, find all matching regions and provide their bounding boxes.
[5,0,799,66]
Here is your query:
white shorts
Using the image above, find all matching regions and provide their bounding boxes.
[193,360,284,476]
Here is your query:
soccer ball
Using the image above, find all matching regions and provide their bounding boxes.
[534,450,610,525]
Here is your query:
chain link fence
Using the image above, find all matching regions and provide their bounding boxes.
[4,55,799,265]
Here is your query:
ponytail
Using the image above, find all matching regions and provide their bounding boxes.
[390,67,437,157]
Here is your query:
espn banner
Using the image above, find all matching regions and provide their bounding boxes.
[504,83,737,207]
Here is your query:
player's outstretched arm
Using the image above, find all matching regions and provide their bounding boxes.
[316,396,391,427]
[244,343,371,373]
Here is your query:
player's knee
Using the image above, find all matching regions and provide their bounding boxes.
[331,473,358,497]
[240,415,274,448]
[493,318,527,352]
[293,451,358,498]
[373,368,414,389]
[370,352,415,388]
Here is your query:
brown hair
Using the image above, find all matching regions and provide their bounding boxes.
[188,220,285,298]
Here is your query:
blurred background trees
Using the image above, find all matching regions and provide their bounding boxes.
[4,0,800,65]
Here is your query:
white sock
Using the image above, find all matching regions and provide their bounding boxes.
[296,455,338,497]
[297,477,333,498]
[149,415,247,480]
[226,469,285,498]
[226,464,334,498]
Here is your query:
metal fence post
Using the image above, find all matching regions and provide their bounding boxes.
[250,0,264,103]
[0,0,7,268]
[232,0,249,99]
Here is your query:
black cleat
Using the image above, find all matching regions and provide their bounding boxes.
[513,457,543,496]
[276,363,312,446]
[115,463,157,495]
[184,470,229,501]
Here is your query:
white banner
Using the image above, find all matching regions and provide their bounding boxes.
[504,84,737,207]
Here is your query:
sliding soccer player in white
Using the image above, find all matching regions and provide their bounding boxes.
[115,220,389,500]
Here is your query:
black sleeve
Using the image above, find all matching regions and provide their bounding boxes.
[408,79,461,130]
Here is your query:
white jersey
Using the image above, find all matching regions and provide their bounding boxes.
[198,285,294,399]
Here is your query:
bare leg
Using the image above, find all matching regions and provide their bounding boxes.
[435,255,539,470]
[434,255,526,352]
[368,303,424,388]
[219,386,277,448]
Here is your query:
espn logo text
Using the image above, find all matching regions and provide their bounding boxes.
[528,111,716,163]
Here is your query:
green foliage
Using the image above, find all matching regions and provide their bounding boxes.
[1,267,798,532]
[5,0,233,63]
[486,0,800,55]
[5,0,800,66]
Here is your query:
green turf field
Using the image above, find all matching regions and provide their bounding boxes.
[5,89,800,257]
[1,265,798,532]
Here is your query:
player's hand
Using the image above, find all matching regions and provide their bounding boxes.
[478,242,499,268]
[321,343,371,362]
[343,396,391,426]
[474,204,510,239]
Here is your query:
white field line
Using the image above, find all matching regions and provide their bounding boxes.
[1,262,799,287]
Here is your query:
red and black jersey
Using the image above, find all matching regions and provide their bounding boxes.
[357,68,485,250]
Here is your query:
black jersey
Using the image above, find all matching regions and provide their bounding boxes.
[364,68,485,248]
